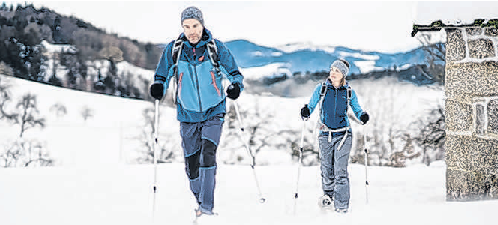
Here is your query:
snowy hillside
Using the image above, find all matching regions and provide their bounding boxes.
[0,74,179,166]
[0,71,444,168]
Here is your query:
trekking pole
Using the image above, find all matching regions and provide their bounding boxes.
[152,99,159,220]
[293,119,306,214]
[232,100,266,203]
[364,132,369,204]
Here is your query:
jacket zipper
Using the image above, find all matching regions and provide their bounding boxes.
[334,88,337,127]
[193,65,202,112]
[190,47,203,112]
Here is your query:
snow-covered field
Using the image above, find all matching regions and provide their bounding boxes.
[0,71,444,167]
[1,161,497,225]
[0,72,496,225]
[0,74,180,166]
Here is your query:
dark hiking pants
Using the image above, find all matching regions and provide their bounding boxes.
[180,114,224,212]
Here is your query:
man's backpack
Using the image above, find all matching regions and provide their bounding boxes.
[168,39,220,104]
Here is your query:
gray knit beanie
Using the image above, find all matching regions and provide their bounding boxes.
[181,6,204,26]
[330,60,349,76]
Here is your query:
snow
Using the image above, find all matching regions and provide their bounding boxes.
[248,51,282,58]
[271,52,283,57]
[239,63,292,80]
[339,52,380,61]
[398,64,412,70]
[353,60,385,74]
[276,42,336,54]
[0,74,179,166]
[414,1,498,25]
[1,160,497,225]
[1,69,496,225]
[41,40,77,54]
[0,71,445,167]
[251,51,264,57]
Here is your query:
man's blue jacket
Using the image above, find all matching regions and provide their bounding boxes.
[154,29,244,122]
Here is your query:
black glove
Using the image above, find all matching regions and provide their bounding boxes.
[226,83,241,100]
[300,104,310,120]
[150,82,164,100]
[360,112,369,124]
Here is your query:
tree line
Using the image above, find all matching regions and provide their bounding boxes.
[0,2,163,100]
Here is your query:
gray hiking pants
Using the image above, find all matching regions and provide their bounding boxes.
[180,114,224,212]
[319,131,352,210]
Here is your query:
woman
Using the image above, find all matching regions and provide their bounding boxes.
[300,59,369,213]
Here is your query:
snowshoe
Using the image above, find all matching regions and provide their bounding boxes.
[318,195,333,208]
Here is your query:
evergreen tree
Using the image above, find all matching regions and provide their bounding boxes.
[48,74,62,87]
[94,69,105,92]
[103,73,115,95]
[76,52,88,90]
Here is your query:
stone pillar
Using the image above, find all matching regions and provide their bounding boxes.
[445,27,498,201]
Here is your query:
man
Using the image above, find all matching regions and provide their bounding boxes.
[149,6,244,217]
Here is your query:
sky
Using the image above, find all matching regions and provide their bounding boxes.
[6,0,428,53]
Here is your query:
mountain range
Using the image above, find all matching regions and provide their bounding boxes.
[223,39,429,75]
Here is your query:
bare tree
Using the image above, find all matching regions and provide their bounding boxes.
[13,94,46,137]
[389,133,421,167]
[50,102,67,117]
[417,33,446,84]
[1,139,53,167]
[222,98,289,166]
[290,124,318,166]
[356,78,410,166]
[221,97,314,166]
[0,91,52,167]
[0,75,14,121]
[135,106,177,164]
[0,92,39,129]
[415,102,445,166]
[80,105,93,121]
[139,76,153,102]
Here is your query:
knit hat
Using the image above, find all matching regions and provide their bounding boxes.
[181,6,204,26]
[330,60,349,76]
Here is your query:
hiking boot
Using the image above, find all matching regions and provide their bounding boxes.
[195,206,217,217]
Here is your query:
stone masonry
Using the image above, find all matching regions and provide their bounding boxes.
[445,27,498,201]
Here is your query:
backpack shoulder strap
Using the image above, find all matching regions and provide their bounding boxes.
[171,39,183,66]
[347,86,352,106]
[170,39,183,105]
[320,82,327,97]
[206,39,220,72]
[318,81,327,113]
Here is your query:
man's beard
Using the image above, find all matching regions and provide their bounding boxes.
[188,35,200,44]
